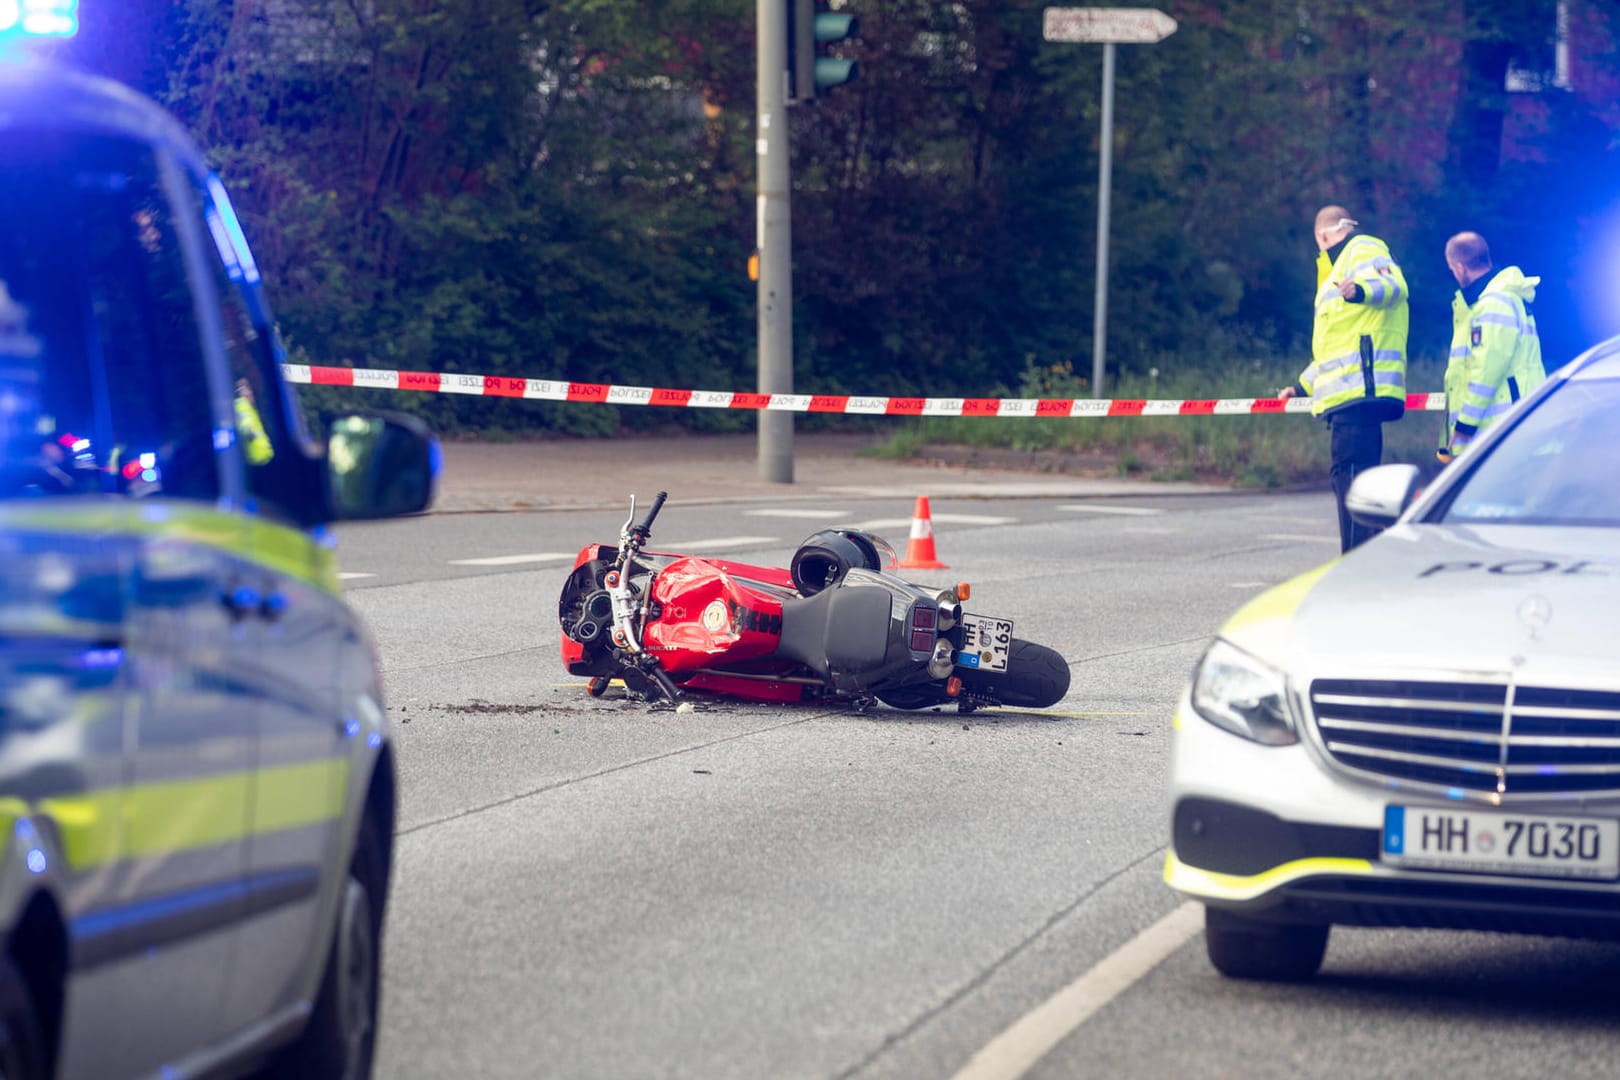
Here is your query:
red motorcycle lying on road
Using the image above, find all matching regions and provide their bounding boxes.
[558,492,1070,711]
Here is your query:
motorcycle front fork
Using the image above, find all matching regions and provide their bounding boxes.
[595,650,683,703]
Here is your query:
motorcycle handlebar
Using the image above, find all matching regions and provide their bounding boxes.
[608,490,669,653]
[633,490,668,537]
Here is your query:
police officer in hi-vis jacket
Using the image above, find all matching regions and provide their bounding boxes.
[1279,206,1410,553]
[1438,231,1545,464]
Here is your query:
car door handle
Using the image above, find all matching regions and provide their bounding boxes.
[221,582,290,622]
[260,590,288,621]
[222,583,261,619]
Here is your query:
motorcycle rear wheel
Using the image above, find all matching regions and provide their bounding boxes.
[878,639,1071,711]
[954,638,1071,709]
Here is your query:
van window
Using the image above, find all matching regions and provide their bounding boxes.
[0,130,220,501]
[192,174,311,523]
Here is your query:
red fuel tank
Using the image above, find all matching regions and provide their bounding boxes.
[642,556,790,674]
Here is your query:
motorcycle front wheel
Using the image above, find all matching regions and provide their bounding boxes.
[879,639,1071,710]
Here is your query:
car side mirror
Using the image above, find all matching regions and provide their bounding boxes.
[325,412,439,521]
[1346,464,1422,530]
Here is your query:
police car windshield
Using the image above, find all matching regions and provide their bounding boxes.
[0,128,218,500]
[1440,376,1620,528]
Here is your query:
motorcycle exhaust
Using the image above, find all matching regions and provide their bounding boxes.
[928,639,955,679]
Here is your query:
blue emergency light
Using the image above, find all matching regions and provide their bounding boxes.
[0,0,79,39]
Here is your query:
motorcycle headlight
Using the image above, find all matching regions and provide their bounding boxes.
[1190,640,1295,746]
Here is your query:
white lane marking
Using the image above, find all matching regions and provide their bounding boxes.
[449,552,576,567]
[449,537,778,567]
[1230,581,1271,588]
[1057,505,1165,516]
[744,508,852,519]
[841,514,1016,531]
[660,535,779,552]
[339,572,375,580]
[949,902,1201,1080]
[1260,533,1339,544]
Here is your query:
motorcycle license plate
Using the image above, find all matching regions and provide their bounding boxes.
[957,613,1013,673]
[1382,806,1620,880]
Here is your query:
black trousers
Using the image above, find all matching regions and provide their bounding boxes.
[1329,419,1383,553]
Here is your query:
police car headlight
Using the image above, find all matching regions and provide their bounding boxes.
[1190,640,1296,746]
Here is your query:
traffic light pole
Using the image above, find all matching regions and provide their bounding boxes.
[756,0,794,483]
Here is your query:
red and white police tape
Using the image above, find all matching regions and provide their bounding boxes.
[281,364,1446,417]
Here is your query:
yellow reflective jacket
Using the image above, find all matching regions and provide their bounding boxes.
[235,394,275,465]
[1442,266,1545,453]
[1297,233,1409,420]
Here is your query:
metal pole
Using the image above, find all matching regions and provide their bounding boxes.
[1091,41,1114,399]
[756,0,794,482]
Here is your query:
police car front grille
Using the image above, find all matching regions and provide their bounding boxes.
[1310,680,1620,797]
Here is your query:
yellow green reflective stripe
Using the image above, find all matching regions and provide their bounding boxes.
[125,776,251,862]
[29,759,349,872]
[253,759,350,834]
[1163,851,1375,902]
[247,516,339,595]
[38,790,123,870]
[1221,561,1334,635]
[0,502,241,544]
[0,500,339,597]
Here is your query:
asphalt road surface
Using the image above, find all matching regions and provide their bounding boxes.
[335,490,1620,1080]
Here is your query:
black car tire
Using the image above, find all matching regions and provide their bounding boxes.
[953,639,1071,709]
[266,819,386,1080]
[0,956,45,1080]
[1204,907,1329,981]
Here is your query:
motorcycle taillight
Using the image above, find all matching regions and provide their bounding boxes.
[910,604,937,652]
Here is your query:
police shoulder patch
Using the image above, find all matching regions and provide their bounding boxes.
[1470,324,1483,348]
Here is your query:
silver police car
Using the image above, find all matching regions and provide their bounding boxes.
[1,29,435,1080]
[1167,333,1620,980]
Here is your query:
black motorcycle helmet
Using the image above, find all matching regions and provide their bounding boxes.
[789,529,896,595]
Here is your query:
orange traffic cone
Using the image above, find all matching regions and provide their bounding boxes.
[898,496,948,570]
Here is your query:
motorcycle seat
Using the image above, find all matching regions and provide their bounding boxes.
[775,583,893,676]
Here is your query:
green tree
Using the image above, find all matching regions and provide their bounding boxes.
[65,0,1619,433]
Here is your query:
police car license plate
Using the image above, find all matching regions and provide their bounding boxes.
[1382,806,1620,880]
[956,613,1013,673]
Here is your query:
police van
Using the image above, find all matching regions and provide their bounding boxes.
[1,8,436,1078]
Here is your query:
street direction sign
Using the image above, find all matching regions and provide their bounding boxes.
[1043,7,1177,44]
[1042,7,1177,397]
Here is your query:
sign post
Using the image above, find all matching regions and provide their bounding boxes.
[1043,8,1176,398]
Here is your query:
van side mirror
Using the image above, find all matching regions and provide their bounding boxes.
[1346,464,1422,530]
[325,412,439,521]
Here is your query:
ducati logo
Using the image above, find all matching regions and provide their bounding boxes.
[702,600,729,632]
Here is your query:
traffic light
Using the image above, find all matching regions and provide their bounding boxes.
[788,0,859,104]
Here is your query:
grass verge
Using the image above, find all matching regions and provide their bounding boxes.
[865,356,1448,488]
